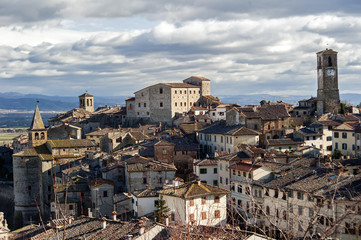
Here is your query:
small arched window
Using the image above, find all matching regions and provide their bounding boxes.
[41,132,45,139]
[328,56,332,67]
[266,206,270,215]
[35,132,39,140]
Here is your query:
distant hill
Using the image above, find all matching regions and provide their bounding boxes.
[219,93,361,106]
[0,92,128,111]
[0,92,360,112]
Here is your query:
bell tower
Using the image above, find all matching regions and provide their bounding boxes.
[28,103,47,147]
[79,92,94,112]
[316,49,340,116]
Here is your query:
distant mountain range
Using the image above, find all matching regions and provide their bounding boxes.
[0,92,360,112]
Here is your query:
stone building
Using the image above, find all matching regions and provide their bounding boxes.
[12,104,96,226]
[316,49,340,116]
[79,92,94,112]
[158,180,229,226]
[126,76,211,125]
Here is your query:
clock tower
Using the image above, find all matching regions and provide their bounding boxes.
[316,49,340,116]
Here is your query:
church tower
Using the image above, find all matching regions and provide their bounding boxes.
[316,49,340,116]
[79,92,94,112]
[28,103,47,147]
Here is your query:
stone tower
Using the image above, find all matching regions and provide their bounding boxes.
[28,104,47,147]
[183,76,211,96]
[316,49,340,116]
[13,104,46,226]
[79,92,94,112]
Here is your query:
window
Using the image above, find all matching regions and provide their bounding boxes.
[335,142,339,149]
[214,136,216,141]
[154,200,159,207]
[189,213,194,221]
[230,137,232,144]
[238,185,242,193]
[334,132,339,138]
[266,206,270,215]
[213,168,217,174]
[327,136,332,141]
[220,177,222,184]
[202,197,206,204]
[184,102,186,106]
[144,103,146,107]
[143,178,147,184]
[160,102,163,107]
[162,149,167,155]
[342,132,347,139]
[220,163,222,170]
[238,199,242,207]
[138,103,141,107]
[103,191,108,198]
[190,199,194,206]
[202,212,207,220]
[200,168,207,174]
[175,102,177,107]
[69,205,74,210]
[214,196,220,203]
[297,192,304,200]
[213,180,218,186]
[215,210,220,218]
[288,191,293,198]
[309,208,313,217]
[226,178,228,185]
[283,210,287,220]
[342,143,347,150]
[160,88,163,94]
[221,136,223,143]
[289,204,293,213]
[298,206,303,215]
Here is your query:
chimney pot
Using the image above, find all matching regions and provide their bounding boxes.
[112,211,117,221]
[196,178,201,185]
[88,208,93,217]
[101,218,107,229]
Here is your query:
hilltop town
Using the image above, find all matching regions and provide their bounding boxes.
[1,49,361,239]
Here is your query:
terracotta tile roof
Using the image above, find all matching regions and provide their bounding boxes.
[261,167,314,189]
[11,217,139,240]
[317,48,337,54]
[259,104,290,120]
[267,138,304,146]
[184,76,211,82]
[229,162,262,172]
[194,159,218,166]
[134,187,163,198]
[197,121,260,136]
[296,127,322,136]
[79,92,94,97]
[126,155,177,172]
[160,83,200,88]
[88,178,114,187]
[48,108,92,123]
[154,140,175,146]
[309,120,342,128]
[158,181,229,199]
[47,139,95,148]
[125,97,135,101]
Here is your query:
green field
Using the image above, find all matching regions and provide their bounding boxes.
[0,129,26,145]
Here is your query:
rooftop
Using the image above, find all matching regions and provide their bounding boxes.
[158,181,229,199]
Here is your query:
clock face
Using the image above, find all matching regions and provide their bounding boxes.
[326,68,335,76]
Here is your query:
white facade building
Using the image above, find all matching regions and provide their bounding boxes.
[158,180,229,226]
[193,159,219,186]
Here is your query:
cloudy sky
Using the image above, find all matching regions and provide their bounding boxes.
[1,0,361,97]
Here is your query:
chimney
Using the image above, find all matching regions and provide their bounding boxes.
[88,208,93,218]
[164,215,169,226]
[138,220,145,235]
[196,178,201,185]
[101,218,107,229]
[128,192,132,197]
[112,211,117,221]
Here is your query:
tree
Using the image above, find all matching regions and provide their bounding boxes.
[153,195,170,223]
[260,100,267,106]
